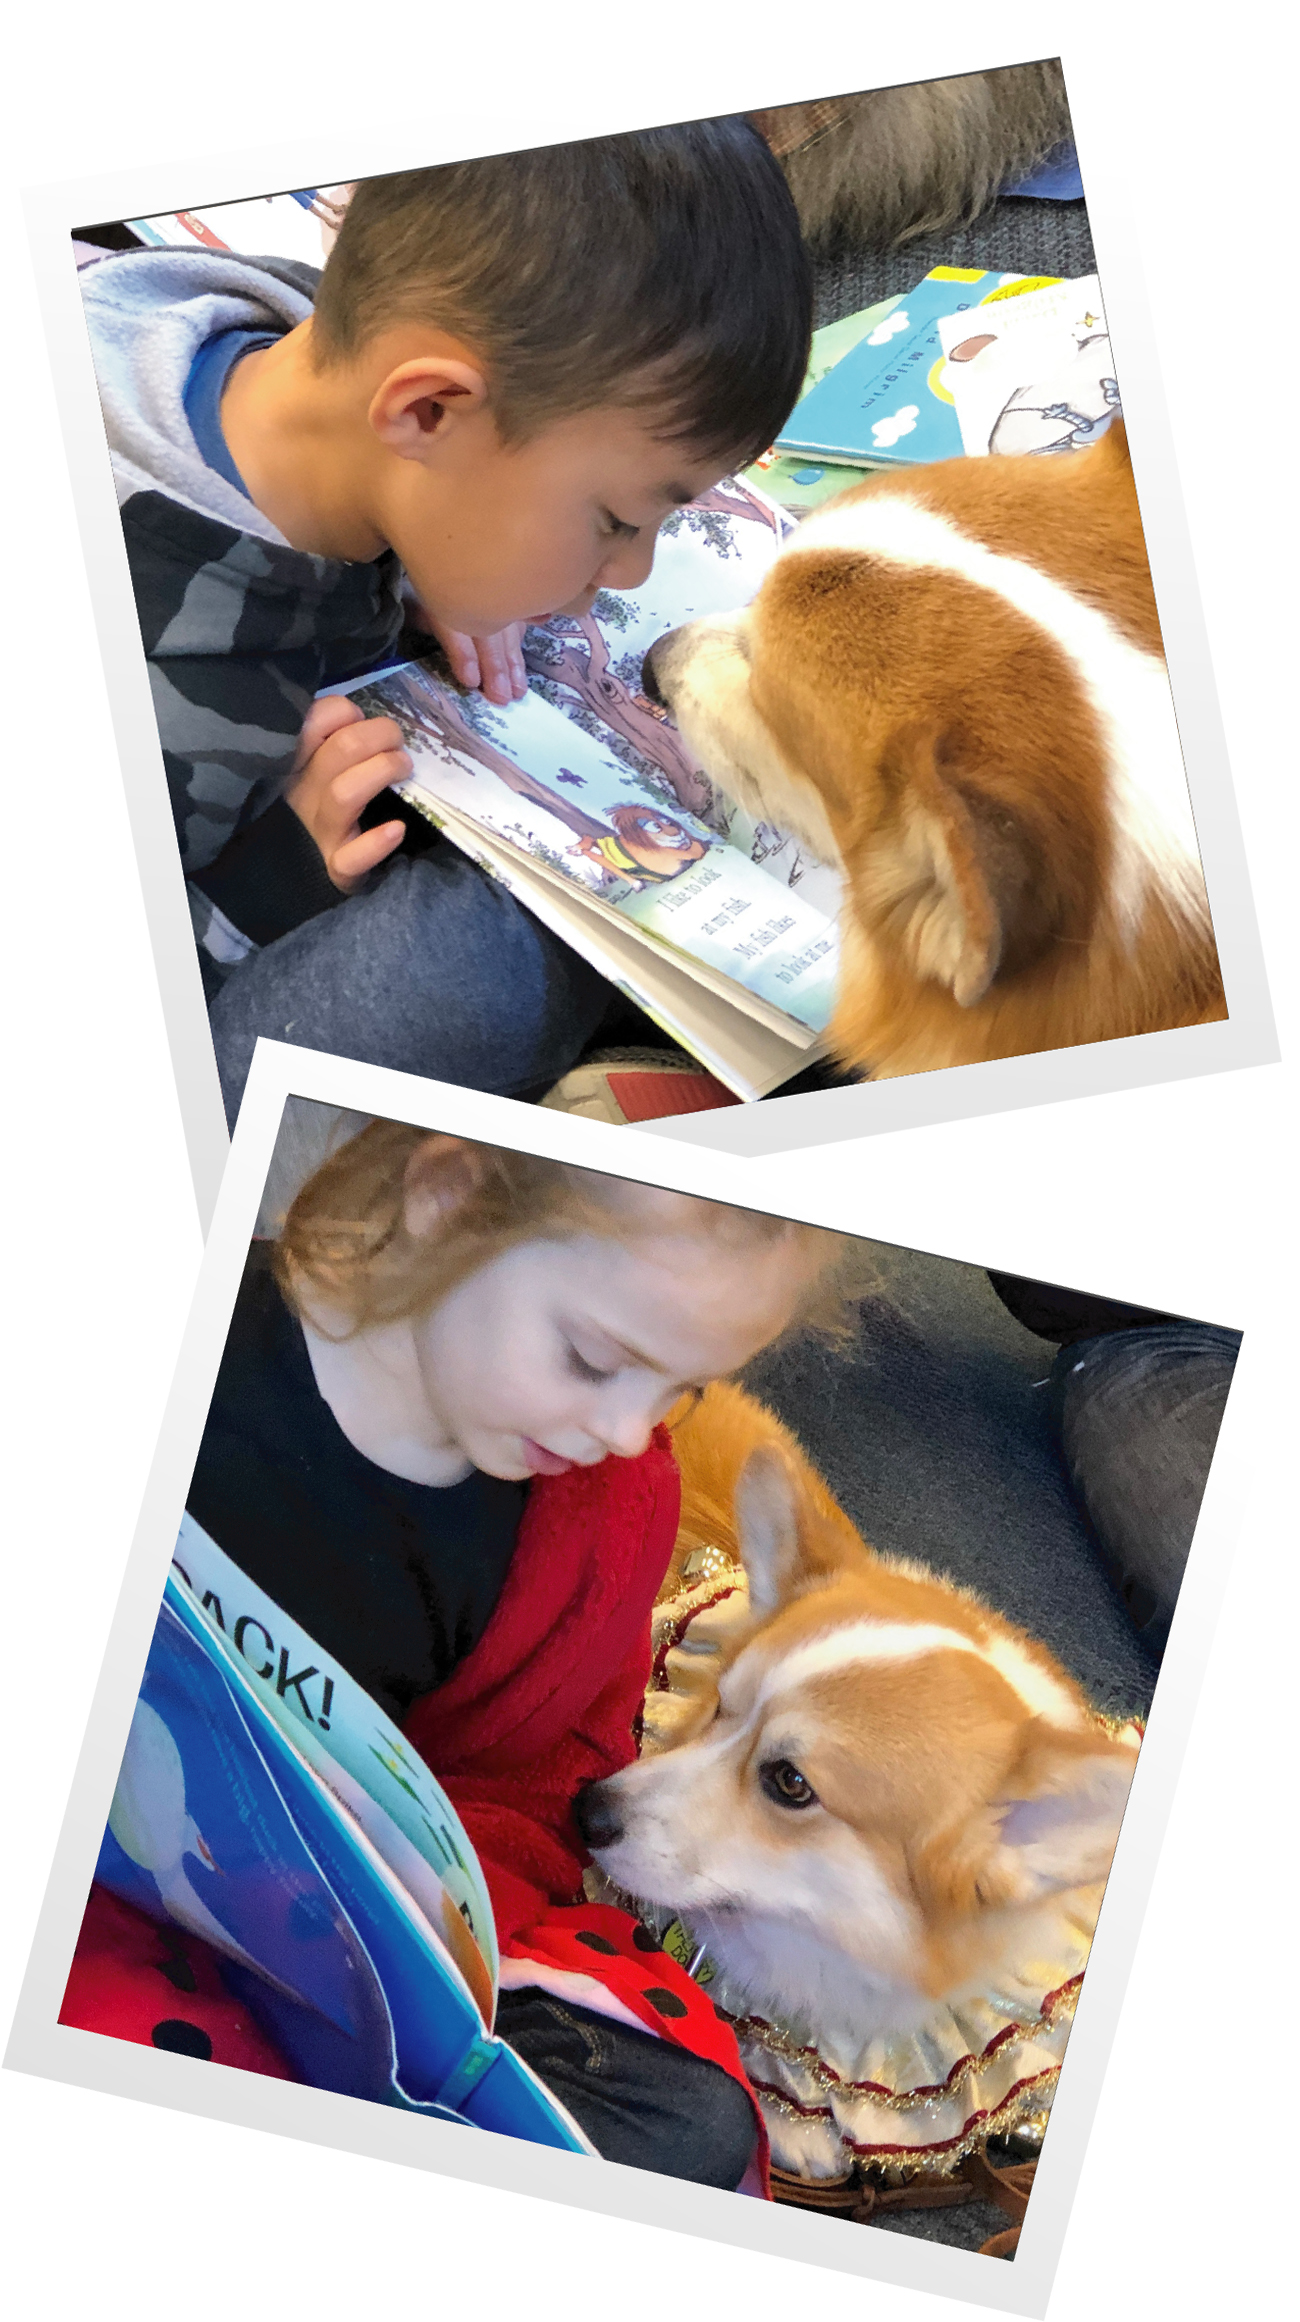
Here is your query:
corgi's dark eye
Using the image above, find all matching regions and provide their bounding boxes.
[760,1759,817,1809]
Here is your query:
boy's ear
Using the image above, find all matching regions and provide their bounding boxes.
[368,356,491,461]
[402,1134,491,1240]
[862,723,1058,1008]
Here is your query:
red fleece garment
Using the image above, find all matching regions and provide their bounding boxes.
[59,1433,770,2191]
[404,1429,771,2194]
[404,1428,681,1929]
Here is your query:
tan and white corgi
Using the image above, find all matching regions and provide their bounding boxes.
[643,424,1226,1080]
[579,1387,1139,2090]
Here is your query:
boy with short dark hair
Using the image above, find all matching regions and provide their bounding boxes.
[81,120,812,1120]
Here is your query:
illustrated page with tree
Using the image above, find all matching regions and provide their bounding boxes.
[341,481,841,1039]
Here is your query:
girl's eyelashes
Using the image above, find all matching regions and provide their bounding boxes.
[600,510,641,542]
[564,1340,619,1385]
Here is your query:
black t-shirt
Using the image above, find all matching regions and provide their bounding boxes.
[186,1243,526,1723]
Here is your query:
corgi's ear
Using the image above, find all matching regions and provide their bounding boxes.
[734,1446,803,1614]
[985,1722,1139,1903]
[735,1445,856,1612]
[862,724,1059,1008]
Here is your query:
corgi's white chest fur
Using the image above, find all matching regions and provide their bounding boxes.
[685,1885,1099,2065]
[690,1904,938,2053]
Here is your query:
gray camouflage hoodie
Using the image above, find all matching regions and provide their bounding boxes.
[79,245,405,984]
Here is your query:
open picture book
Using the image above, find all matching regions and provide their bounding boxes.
[93,1514,595,2150]
[330,479,843,1102]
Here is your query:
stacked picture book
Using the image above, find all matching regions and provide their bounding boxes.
[744,266,1116,506]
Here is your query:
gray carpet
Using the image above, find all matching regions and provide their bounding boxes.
[867,2195,1013,2254]
[743,1236,1158,1721]
[811,192,1096,328]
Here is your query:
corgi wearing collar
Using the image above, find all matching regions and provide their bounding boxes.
[643,424,1226,1080]
[578,1392,1139,2065]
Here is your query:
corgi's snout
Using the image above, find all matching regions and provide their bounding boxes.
[640,633,676,708]
[642,620,742,712]
[573,1779,624,1852]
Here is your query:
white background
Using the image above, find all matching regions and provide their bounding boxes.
[3,4,1292,2315]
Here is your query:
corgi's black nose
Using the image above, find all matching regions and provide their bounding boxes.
[574,1780,624,1851]
[640,638,670,706]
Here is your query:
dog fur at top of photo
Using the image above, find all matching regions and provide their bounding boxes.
[752,62,1075,249]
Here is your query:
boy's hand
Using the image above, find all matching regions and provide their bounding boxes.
[285,695,412,893]
[405,597,529,705]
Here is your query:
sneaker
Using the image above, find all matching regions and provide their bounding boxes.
[540,1048,741,1126]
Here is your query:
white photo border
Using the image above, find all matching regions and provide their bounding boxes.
[23,36,1278,1224]
[5,1038,1254,2316]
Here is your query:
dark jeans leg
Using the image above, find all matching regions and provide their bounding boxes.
[207,847,611,1128]
[1050,1323,1241,1654]
[495,1990,757,2188]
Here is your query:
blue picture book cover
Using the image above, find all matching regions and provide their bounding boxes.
[776,268,1060,469]
[92,1522,595,2152]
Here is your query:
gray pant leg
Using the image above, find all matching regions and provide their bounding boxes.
[1051,1323,1242,1653]
[208,848,611,1126]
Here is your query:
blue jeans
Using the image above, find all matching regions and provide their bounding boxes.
[207,844,611,1127]
[494,1990,757,2187]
